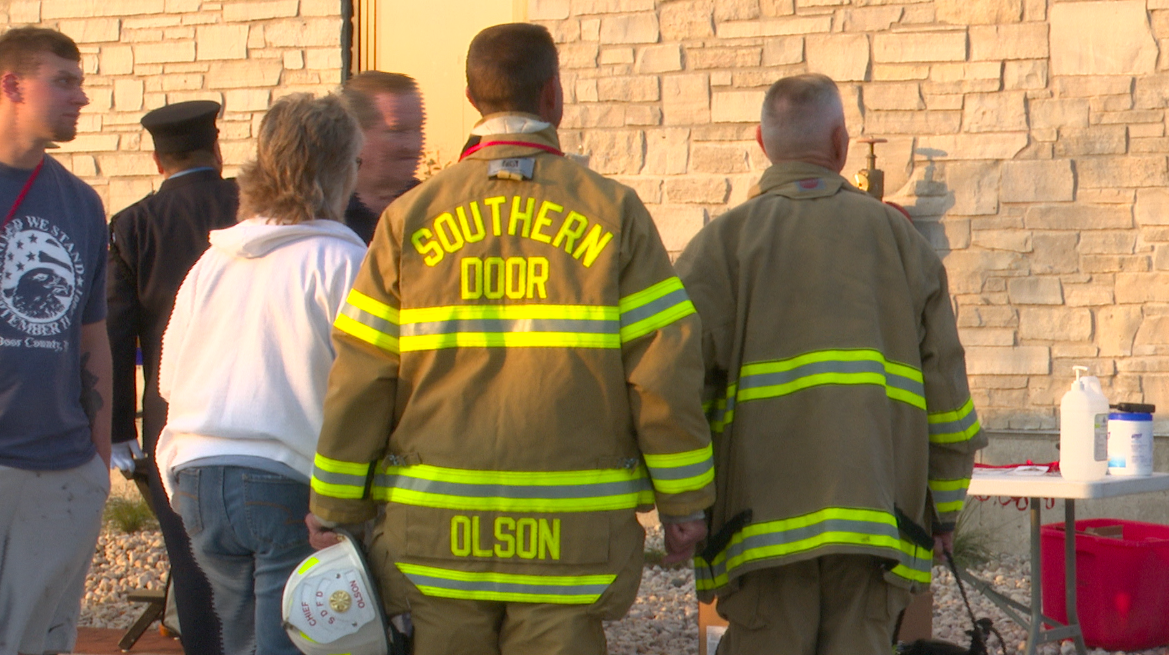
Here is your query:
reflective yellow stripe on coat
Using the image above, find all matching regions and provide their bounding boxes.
[618,277,696,342]
[398,304,620,351]
[371,463,656,513]
[705,383,737,434]
[929,477,971,515]
[692,507,933,591]
[311,453,374,500]
[397,562,615,604]
[338,277,695,353]
[928,398,981,445]
[707,350,926,433]
[643,443,715,495]
[334,289,400,353]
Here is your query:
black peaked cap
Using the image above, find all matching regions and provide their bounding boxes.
[141,100,221,154]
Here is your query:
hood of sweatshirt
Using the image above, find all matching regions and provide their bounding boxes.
[209,217,366,258]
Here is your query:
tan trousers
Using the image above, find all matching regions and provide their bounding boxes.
[715,555,912,655]
[405,586,607,655]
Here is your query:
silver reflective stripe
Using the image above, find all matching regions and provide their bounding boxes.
[695,542,931,588]
[646,459,714,481]
[620,288,691,326]
[400,318,618,337]
[895,547,932,577]
[709,392,736,430]
[373,474,654,500]
[932,487,966,505]
[738,359,886,389]
[885,371,925,398]
[929,411,979,437]
[702,518,902,580]
[340,303,399,336]
[402,571,611,598]
[312,468,367,488]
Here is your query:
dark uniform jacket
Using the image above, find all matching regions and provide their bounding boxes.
[107,169,239,451]
[344,178,420,245]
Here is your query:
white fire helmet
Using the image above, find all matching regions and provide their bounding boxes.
[283,530,397,655]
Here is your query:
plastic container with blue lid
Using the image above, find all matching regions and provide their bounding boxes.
[1107,409,1154,477]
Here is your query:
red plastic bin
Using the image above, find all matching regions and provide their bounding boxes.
[1041,518,1169,651]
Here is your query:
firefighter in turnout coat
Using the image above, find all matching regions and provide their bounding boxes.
[307,24,715,655]
[675,74,986,655]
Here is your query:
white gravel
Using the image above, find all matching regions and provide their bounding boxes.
[81,528,169,630]
[80,524,1169,655]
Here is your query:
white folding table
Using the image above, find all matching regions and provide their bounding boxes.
[961,470,1169,655]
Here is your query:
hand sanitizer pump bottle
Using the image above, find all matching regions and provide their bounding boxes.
[1059,365,1110,481]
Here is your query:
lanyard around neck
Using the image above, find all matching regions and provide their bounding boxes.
[459,140,564,162]
[2,156,44,232]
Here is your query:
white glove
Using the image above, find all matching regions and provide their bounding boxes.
[110,440,144,473]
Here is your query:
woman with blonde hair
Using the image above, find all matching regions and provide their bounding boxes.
[156,93,367,655]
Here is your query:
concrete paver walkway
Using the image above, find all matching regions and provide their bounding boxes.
[74,627,184,655]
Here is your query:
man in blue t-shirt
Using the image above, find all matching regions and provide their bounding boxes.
[0,27,111,655]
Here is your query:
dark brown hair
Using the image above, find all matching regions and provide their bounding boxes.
[157,149,218,174]
[0,27,80,76]
[342,71,418,129]
[466,23,558,115]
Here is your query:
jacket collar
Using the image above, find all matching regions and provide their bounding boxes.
[752,161,860,200]
[461,112,562,161]
[471,113,552,136]
[159,167,223,193]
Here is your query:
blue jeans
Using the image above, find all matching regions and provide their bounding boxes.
[173,466,315,655]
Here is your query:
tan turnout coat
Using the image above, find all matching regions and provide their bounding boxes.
[675,161,985,598]
[310,119,715,617]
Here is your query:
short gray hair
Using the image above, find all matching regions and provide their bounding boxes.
[760,74,844,157]
[237,93,362,225]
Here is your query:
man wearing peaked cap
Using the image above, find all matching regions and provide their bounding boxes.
[141,99,221,154]
[106,99,238,655]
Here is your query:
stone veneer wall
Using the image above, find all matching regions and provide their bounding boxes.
[0,0,343,214]
[1,0,1167,431]
[532,0,1169,432]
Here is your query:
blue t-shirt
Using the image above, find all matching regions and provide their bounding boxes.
[0,156,107,470]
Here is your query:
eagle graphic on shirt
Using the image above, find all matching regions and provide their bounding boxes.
[0,216,83,337]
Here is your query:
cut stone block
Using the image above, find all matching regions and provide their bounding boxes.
[1024,204,1133,230]
[805,34,869,82]
[965,346,1051,375]
[1007,277,1063,305]
[936,0,1022,25]
[1050,1,1157,75]
[873,31,967,63]
[600,13,660,44]
[1000,160,1075,203]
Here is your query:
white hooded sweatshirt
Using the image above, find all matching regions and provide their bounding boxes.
[156,218,367,500]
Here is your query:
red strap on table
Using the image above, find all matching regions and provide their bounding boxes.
[974,460,1060,473]
[1,156,44,232]
[459,140,564,161]
[972,460,1060,511]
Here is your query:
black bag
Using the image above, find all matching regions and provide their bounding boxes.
[895,551,1006,655]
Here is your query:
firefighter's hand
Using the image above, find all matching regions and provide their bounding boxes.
[306,513,344,550]
[109,440,143,474]
[933,531,954,564]
[663,520,708,565]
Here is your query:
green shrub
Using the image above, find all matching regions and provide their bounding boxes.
[103,495,158,534]
[950,501,994,569]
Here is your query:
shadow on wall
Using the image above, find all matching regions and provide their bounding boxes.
[886,147,957,254]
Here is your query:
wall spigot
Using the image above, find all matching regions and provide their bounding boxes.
[854,137,887,201]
